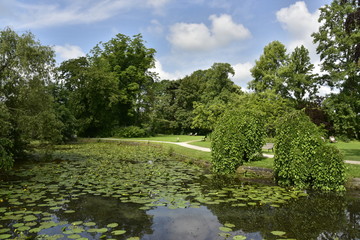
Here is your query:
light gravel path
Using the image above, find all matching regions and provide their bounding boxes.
[100,138,211,152]
[99,138,360,165]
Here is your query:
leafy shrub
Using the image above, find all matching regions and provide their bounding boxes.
[113,126,147,138]
[274,110,345,191]
[312,145,345,191]
[211,109,265,174]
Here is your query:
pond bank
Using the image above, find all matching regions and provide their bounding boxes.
[1,141,359,240]
[92,138,360,190]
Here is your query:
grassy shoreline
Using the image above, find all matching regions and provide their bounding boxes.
[91,138,360,182]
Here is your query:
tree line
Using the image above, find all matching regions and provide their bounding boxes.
[0,0,359,170]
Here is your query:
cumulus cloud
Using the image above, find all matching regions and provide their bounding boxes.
[231,62,253,87]
[53,44,85,62]
[0,0,170,29]
[276,1,320,59]
[168,14,251,51]
[151,59,185,80]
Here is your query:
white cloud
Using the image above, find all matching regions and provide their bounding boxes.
[231,62,253,87]
[151,59,185,80]
[276,1,320,60]
[168,14,251,51]
[1,0,170,29]
[146,0,170,8]
[53,44,85,62]
[147,19,164,34]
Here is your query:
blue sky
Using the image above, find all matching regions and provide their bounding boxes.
[0,0,332,90]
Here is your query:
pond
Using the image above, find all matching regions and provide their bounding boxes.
[0,142,359,240]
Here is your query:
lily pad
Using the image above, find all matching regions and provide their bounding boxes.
[219,227,232,232]
[271,230,286,236]
[107,223,119,228]
[84,222,96,227]
[0,234,11,239]
[64,210,76,213]
[233,235,247,240]
[68,234,82,239]
[112,230,126,235]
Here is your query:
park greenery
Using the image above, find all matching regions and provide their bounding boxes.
[274,110,346,191]
[0,0,359,190]
[212,109,265,174]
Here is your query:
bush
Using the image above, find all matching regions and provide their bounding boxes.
[113,126,147,138]
[211,109,265,174]
[312,145,345,191]
[274,110,345,191]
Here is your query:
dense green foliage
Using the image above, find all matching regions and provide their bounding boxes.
[1,0,359,174]
[113,126,148,138]
[234,91,293,137]
[152,63,241,134]
[313,0,360,139]
[248,42,318,108]
[274,110,345,191]
[211,109,265,174]
[57,34,156,137]
[0,28,62,169]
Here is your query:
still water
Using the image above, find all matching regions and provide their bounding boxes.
[0,143,359,240]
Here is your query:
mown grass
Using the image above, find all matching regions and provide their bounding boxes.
[99,136,360,180]
[157,143,211,162]
[159,142,360,179]
[333,141,360,161]
[189,141,211,148]
[189,140,360,160]
[111,134,204,143]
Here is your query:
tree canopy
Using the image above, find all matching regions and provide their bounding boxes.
[0,27,62,169]
[313,0,360,139]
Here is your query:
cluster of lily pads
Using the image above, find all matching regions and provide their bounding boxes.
[0,142,306,239]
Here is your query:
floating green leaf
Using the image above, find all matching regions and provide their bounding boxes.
[0,234,11,239]
[233,235,247,240]
[271,230,286,236]
[219,227,232,232]
[107,223,119,228]
[112,230,126,235]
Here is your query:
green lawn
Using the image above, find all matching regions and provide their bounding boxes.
[112,134,204,143]
[188,141,211,148]
[107,136,360,179]
[189,140,360,161]
[333,141,360,161]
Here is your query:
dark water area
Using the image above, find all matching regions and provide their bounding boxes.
[0,144,359,240]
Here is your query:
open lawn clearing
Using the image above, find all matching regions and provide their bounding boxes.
[188,141,211,148]
[334,141,360,161]
[111,134,204,143]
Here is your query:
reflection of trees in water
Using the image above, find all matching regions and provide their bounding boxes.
[206,190,360,240]
[56,194,153,239]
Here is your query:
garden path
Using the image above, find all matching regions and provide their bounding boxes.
[100,138,360,165]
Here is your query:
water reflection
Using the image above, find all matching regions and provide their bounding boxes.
[143,206,220,240]
[0,153,359,240]
[57,195,154,239]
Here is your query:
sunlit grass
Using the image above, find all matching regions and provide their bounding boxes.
[96,137,360,179]
[333,141,360,161]
[111,134,204,143]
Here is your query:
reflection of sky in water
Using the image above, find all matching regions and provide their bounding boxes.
[144,206,221,240]
[143,206,263,240]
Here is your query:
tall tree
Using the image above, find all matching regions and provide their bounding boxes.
[312,0,360,139]
[312,0,360,89]
[248,41,288,97]
[57,34,157,136]
[0,27,62,168]
[281,45,317,105]
[90,34,157,127]
[192,63,242,132]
